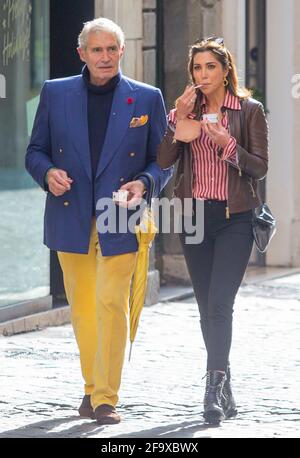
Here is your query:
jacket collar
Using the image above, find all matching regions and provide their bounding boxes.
[65,74,137,181]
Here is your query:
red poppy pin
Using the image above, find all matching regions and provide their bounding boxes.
[127,97,134,105]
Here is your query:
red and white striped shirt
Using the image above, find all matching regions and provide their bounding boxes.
[168,91,241,201]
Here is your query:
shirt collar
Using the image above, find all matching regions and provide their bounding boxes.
[200,91,241,111]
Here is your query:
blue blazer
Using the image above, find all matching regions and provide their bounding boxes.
[25,74,172,255]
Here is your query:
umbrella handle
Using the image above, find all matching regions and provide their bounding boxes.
[133,172,155,208]
[129,342,133,362]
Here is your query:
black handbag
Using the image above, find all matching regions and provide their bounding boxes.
[240,101,276,253]
[252,202,276,253]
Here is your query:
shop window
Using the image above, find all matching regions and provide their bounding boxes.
[0,0,50,308]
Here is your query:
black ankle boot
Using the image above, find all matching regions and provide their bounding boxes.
[203,370,226,425]
[222,364,238,418]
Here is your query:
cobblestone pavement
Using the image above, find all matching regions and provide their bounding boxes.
[0,280,300,438]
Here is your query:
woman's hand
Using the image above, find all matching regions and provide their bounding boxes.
[176,85,201,121]
[200,119,231,149]
[174,119,202,143]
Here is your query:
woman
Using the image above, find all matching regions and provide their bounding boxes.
[157,37,269,425]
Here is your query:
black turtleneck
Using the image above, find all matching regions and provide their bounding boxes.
[82,65,121,179]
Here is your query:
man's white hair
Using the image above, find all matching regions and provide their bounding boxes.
[78,17,125,49]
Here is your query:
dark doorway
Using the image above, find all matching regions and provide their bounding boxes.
[49,0,94,304]
[245,0,266,100]
[50,0,95,79]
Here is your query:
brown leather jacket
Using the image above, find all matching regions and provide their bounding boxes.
[157,98,269,216]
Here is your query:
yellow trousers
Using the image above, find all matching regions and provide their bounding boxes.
[57,221,137,409]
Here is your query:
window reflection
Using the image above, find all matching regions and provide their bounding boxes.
[0,0,50,308]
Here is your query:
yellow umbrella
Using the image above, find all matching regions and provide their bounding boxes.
[129,205,158,361]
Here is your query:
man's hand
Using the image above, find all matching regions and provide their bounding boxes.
[117,180,146,208]
[200,119,231,149]
[47,168,73,196]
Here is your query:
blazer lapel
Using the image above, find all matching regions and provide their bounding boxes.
[65,78,92,181]
[95,77,137,179]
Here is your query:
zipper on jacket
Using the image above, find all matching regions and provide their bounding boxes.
[228,118,242,177]
[237,162,242,177]
[227,116,241,219]
[225,204,230,220]
[226,161,230,219]
[249,178,256,198]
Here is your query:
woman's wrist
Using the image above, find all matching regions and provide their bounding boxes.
[177,114,188,122]
[220,135,231,149]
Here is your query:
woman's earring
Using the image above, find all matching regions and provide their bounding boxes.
[224,76,229,87]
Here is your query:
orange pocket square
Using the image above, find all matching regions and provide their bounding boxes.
[130,115,149,128]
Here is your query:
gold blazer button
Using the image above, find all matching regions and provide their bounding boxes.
[63,201,69,207]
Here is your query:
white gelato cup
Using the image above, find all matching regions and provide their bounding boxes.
[202,113,218,124]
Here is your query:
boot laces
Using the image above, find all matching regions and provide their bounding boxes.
[203,371,225,404]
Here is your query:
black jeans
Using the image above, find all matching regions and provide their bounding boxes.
[179,199,254,371]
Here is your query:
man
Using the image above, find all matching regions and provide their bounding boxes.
[25,17,172,425]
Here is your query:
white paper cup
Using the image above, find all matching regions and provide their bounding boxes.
[202,113,218,123]
[113,190,129,202]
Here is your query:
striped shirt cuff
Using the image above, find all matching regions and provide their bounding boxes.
[220,137,237,162]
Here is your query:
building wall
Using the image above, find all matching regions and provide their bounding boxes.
[266,0,300,266]
[221,0,246,86]
[95,0,143,81]
[163,0,224,112]
[95,0,162,85]
[0,0,51,311]
[143,0,157,87]
[290,0,300,266]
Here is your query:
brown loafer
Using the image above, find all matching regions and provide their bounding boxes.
[78,395,95,419]
[94,404,121,425]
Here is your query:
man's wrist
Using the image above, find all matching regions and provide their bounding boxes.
[45,167,58,184]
